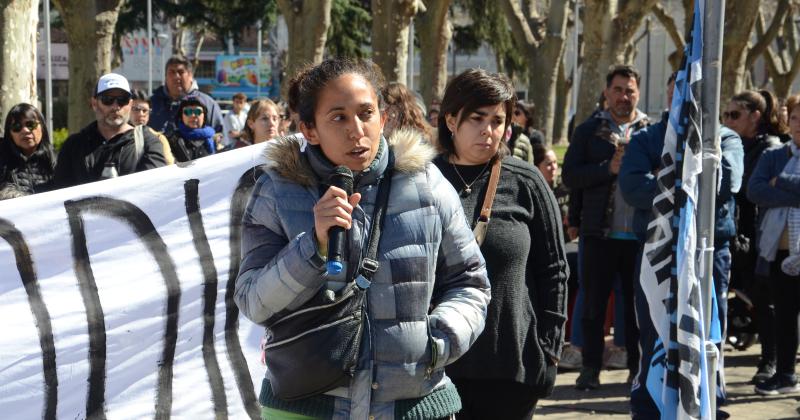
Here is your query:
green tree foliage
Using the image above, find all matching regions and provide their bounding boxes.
[453,0,526,79]
[115,0,279,52]
[326,0,371,58]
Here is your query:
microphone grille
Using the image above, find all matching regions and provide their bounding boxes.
[329,166,354,193]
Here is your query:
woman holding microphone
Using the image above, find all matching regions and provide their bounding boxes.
[234,58,490,420]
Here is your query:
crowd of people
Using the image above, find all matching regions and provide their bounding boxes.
[0,55,294,199]
[1,53,799,419]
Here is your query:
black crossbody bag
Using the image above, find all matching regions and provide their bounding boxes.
[262,164,394,401]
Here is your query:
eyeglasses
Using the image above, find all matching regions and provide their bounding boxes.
[723,110,742,120]
[10,120,40,132]
[183,108,203,117]
[97,94,131,107]
[132,105,150,114]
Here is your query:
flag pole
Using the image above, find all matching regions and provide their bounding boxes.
[699,0,726,414]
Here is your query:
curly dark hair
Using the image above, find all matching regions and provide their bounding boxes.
[382,82,432,139]
[287,58,386,127]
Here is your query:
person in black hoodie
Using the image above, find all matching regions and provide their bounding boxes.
[0,103,56,198]
[167,96,217,162]
[54,73,166,188]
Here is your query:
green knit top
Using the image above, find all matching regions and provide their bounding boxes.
[258,378,461,419]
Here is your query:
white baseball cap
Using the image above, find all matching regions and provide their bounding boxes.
[95,73,131,96]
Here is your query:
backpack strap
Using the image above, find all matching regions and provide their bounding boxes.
[133,125,144,166]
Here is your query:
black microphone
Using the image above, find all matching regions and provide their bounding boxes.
[326,166,354,275]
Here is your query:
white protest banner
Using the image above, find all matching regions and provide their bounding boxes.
[0,145,270,419]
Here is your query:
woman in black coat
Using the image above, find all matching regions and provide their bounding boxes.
[167,95,218,162]
[0,103,56,199]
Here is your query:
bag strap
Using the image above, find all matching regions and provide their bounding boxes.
[478,158,502,223]
[133,125,144,166]
[357,156,394,284]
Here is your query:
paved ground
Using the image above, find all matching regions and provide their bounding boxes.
[537,344,800,419]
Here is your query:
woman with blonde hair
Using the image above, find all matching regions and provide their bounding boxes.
[238,99,281,147]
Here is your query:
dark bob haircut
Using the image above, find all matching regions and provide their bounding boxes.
[437,68,515,160]
[287,58,385,127]
[175,95,209,126]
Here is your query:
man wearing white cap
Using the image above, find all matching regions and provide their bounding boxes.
[54,73,166,188]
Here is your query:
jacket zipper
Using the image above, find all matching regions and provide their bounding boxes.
[269,285,356,327]
[264,310,361,349]
[425,316,437,379]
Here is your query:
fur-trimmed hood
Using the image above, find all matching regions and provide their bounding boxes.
[262,129,435,186]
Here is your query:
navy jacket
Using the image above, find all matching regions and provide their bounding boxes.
[561,112,650,237]
[618,113,743,245]
[747,143,800,209]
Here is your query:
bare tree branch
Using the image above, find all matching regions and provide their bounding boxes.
[616,0,659,42]
[651,3,684,51]
[746,0,791,68]
[683,0,694,19]
[500,0,540,49]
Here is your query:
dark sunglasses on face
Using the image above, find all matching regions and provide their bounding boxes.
[11,120,40,132]
[723,110,742,120]
[98,94,131,107]
[183,108,203,117]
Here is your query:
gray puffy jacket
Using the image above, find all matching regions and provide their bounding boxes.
[234,129,490,418]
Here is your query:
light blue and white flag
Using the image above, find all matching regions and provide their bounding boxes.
[638,0,715,418]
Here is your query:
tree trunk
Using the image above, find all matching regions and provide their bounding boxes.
[276,0,332,97]
[0,0,39,130]
[501,0,570,143]
[371,0,420,83]
[53,0,125,134]
[417,0,452,107]
[552,59,572,145]
[575,0,658,124]
[720,0,760,102]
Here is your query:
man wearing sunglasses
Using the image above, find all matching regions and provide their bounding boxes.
[53,73,167,188]
[149,55,223,139]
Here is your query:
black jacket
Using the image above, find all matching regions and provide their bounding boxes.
[167,131,214,163]
[736,133,783,240]
[54,122,166,188]
[0,138,56,196]
[561,112,650,237]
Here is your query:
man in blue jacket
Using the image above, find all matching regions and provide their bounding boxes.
[562,65,650,390]
[148,55,223,139]
[619,73,744,419]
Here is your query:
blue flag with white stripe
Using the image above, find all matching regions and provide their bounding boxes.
[637,0,715,418]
